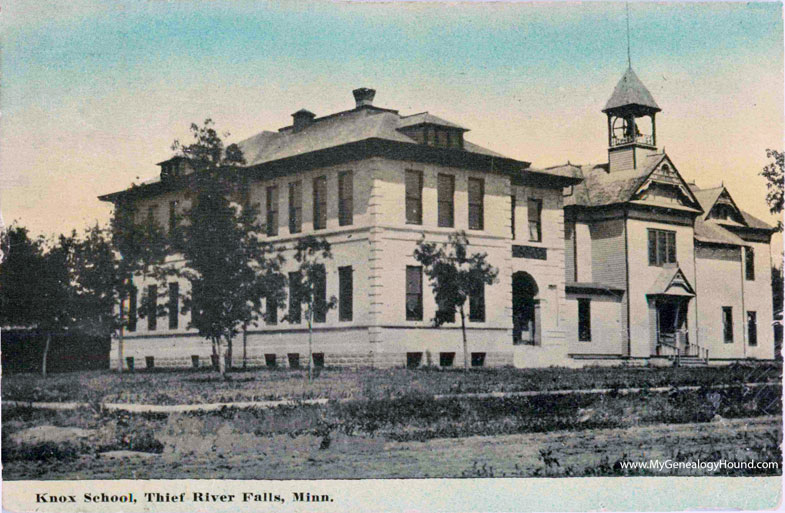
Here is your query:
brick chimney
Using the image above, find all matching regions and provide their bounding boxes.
[352,87,376,108]
[292,109,316,132]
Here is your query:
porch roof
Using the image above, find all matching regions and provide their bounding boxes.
[647,265,695,297]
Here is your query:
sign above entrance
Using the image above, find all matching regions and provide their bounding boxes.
[512,245,547,260]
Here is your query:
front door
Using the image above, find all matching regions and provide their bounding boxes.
[657,298,688,353]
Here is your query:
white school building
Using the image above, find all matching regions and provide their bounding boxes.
[99,71,777,369]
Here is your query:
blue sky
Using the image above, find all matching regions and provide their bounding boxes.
[2,1,783,241]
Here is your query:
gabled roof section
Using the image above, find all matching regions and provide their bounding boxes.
[648,264,695,297]
[603,67,661,113]
[564,153,701,211]
[689,183,775,243]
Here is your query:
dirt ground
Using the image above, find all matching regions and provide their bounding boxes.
[4,416,780,480]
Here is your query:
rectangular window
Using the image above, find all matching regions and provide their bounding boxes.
[288,181,302,234]
[511,195,516,239]
[266,185,279,236]
[578,298,591,341]
[288,272,301,324]
[747,311,758,346]
[648,229,677,266]
[338,171,353,226]
[266,292,278,325]
[339,266,353,321]
[528,198,542,242]
[406,266,423,320]
[313,265,327,323]
[147,205,157,232]
[469,285,485,322]
[745,246,755,281]
[437,174,455,228]
[147,285,157,331]
[468,177,484,230]
[722,306,733,343]
[313,176,327,230]
[168,200,178,233]
[405,170,423,225]
[127,285,137,332]
[168,282,179,330]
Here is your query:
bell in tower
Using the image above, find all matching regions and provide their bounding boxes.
[603,66,661,172]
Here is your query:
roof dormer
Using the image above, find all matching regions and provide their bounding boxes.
[397,113,468,150]
[157,156,193,182]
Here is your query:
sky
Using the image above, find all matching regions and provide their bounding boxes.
[2,1,783,255]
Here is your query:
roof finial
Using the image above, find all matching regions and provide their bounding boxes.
[626,2,632,68]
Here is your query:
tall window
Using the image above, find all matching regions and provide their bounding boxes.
[468,177,484,230]
[338,171,353,226]
[168,200,178,233]
[745,246,755,281]
[339,266,353,321]
[168,282,179,329]
[648,229,677,266]
[127,285,137,332]
[722,306,733,343]
[313,265,327,323]
[578,298,591,341]
[313,176,327,230]
[406,266,423,320]
[288,272,301,324]
[510,195,516,239]
[747,311,758,346]
[469,285,485,322]
[146,205,157,232]
[437,174,455,228]
[147,285,157,331]
[528,198,542,242]
[288,181,302,234]
[266,186,279,236]
[405,170,423,225]
[266,292,278,325]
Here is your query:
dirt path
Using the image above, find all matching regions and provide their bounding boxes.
[2,382,777,413]
[4,416,780,480]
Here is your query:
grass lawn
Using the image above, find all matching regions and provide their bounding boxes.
[3,363,781,405]
[2,380,781,479]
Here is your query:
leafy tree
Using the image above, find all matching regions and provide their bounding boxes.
[109,196,168,372]
[760,149,783,231]
[154,119,286,378]
[0,226,76,377]
[414,231,499,370]
[287,236,337,381]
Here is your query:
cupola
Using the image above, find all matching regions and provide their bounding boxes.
[603,67,661,172]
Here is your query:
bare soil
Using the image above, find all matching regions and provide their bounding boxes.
[4,416,780,480]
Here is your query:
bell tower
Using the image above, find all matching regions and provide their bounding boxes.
[603,66,660,172]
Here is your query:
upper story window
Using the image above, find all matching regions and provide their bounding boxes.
[313,176,327,230]
[648,229,677,266]
[289,181,302,234]
[147,205,157,232]
[468,177,484,230]
[168,200,178,233]
[266,185,279,236]
[405,170,423,225]
[437,174,455,228]
[745,246,755,281]
[338,171,353,226]
[469,285,485,322]
[527,198,542,242]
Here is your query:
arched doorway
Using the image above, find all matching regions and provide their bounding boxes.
[513,271,540,345]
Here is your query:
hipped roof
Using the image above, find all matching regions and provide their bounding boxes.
[603,67,661,113]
